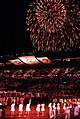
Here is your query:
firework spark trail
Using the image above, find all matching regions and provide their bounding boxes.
[26,0,80,52]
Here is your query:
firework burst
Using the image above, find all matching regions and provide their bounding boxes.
[26,0,80,52]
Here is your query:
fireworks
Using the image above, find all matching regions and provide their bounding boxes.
[26,0,80,52]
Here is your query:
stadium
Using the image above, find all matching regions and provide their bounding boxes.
[0,0,80,119]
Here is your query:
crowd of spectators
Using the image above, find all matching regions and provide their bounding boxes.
[0,68,80,79]
[0,78,80,99]
[30,82,80,98]
[0,67,80,100]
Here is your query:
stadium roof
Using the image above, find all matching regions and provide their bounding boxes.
[0,50,80,69]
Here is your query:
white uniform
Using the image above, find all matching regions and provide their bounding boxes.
[10,103,15,117]
[48,103,52,113]
[36,104,40,116]
[26,104,31,112]
[36,104,40,112]
[57,103,60,110]
[41,104,45,112]
[53,108,56,119]
[11,103,15,112]
[0,103,2,117]
[48,103,53,118]
[63,103,66,110]
[19,103,23,112]
[53,103,56,109]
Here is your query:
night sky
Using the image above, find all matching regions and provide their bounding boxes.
[0,0,33,56]
[0,0,80,57]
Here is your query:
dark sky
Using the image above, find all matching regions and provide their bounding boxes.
[0,0,80,58]
[0,0,33,56]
